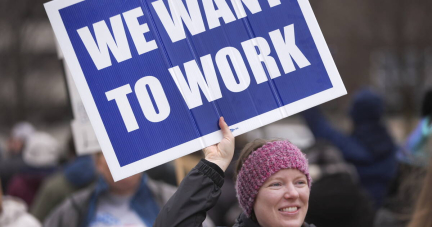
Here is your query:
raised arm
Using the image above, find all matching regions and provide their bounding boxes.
[153,117,234,227]
[302,107,375,164]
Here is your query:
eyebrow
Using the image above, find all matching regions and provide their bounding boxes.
[267,174,307,182]
[294,176,307,181]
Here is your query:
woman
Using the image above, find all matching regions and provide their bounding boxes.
[154,117,315,227]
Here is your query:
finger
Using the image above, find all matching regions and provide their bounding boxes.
[219,117,233,139]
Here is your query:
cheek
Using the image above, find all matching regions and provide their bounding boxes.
[119,174,142,186]
[254,189,285,213]
[299,188,310,206]
[253,191,279,226]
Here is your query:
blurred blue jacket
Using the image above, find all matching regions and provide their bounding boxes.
[85,174,160,227]
[302,89,397,209]
[64,155,96,188]
[43,173,177,227]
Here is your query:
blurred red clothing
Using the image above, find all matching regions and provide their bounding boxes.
[7,173,48,207]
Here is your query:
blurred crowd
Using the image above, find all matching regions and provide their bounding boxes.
[0,87,431,227]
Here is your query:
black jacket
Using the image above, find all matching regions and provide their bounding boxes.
[154,160,316,227]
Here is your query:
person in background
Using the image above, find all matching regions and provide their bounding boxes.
[0,179,41,227]
[31,155,96,222]
[304,140,375,227]
[6,122,35,157]
[44,152,213,227]
[397,89,432,167]
[7,132,60,206]
[30,137,96,222]
[378,89,432,227]
[302,88,398,209]
[408,157,432,227]
[154,117,315,227]
[146,162,177,187]
[0,122,35,191]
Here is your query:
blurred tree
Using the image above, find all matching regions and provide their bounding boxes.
[311,0,432,134]
[0,0,431,131]
[368,0,432,132]
[0,0,71,127]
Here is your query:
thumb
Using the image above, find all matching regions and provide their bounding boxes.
[219,117,233,139]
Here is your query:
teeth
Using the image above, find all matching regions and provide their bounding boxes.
[280,207,298,212]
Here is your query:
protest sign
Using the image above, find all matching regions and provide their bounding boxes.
[45,0,346,181]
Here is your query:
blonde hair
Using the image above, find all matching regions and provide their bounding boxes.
[408,158,432,227]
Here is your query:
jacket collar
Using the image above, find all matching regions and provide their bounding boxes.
[234,212,316,227]
[234,213,260,227]
[84,174,160,227]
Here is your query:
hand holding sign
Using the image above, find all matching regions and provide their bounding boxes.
[203,117,235,172]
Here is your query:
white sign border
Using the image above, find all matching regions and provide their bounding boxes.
[45,0,346,181]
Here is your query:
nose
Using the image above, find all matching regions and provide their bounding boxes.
[283,183,299,200]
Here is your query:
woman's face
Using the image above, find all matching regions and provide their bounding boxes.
[253,169,310,227]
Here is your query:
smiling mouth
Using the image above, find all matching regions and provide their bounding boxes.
[279,207,300,213]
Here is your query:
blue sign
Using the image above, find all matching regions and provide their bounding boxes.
[46,0,346,180]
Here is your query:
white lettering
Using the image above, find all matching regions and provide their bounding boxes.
[267,0,281,8]
[168,54,222,109]
[135,76,171,122]
[77,15,131,70]
[123,7,158,55]
[269,24,311,74]
[216,47,250,92]
[230,0,261,19]
[152,0,205,43]
[241,37,281,84]
[202,0,237,29]
[105,84,138,132]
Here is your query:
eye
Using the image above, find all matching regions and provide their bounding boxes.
[269,182,282,187]
[296,180,306,185]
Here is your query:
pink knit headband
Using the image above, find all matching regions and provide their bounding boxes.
[235,140,311,217]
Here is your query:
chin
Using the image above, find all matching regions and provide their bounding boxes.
[116,181,137,189]
[274,220,302,227]
[262,219,303,227]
